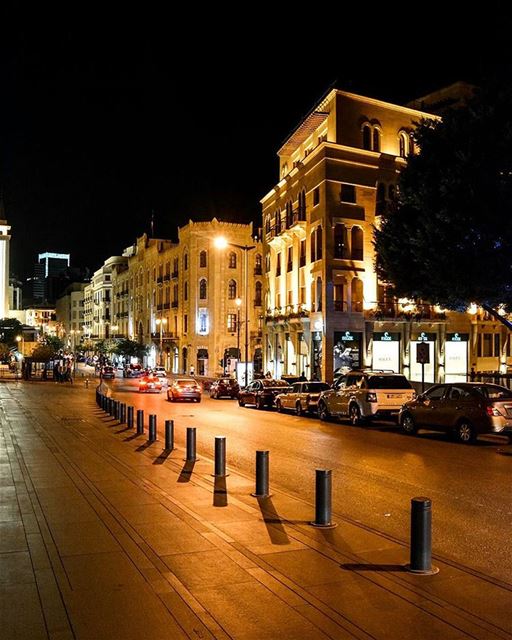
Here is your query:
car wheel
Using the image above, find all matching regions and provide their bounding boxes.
[276,400,282,413]
[196,398,201,403]
[318,401,330,421]
[349,404,362,426]
[256,397,265,410]
[168,394,174,402]
[457,420,476,444]
[238,398,245,407]
[401,413,417,435]
[295,402,303,416]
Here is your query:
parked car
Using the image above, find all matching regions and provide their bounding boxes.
[317,370,415,424]
[167,378,202,402]
[238,378,289,409]
[153,366,167,377]
[138,374,163,393]
[399,382,512,444]
[210,377,240,399]
[101,366,116,379]
[124,364,143,378]
[275,381,331,415]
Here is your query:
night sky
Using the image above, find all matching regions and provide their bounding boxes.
[0,14,510,280]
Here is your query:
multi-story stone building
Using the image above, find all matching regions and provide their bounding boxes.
[261,86,481,384]
[114,219,263,379]
[55,282,87,347]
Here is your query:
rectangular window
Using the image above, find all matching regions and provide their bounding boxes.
[313,187,320,206]
[340,184,356,203]
[334,224,349,259]
[276,292,282,309]
[227,313,237,332]
[483,334,493,357]
[276,253,281,277]
[287,290,293,305]
[199,312,207,334]
[300,240,306,267]
[333,284,344,311]
[300,286,306,304]
[184,315,188,333]
[287,247,293,272]
[494,333,500,357]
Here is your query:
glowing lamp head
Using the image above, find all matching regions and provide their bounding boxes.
[235,297,242,307]
[214,236,228,250]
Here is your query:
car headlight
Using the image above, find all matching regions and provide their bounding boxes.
[366,392,377,402]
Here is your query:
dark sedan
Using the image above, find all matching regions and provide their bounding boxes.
[399,382,512,443]
[210,377,240,399]
[238,378,289,409]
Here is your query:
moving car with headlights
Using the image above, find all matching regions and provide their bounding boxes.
[237,378,289,409]
[399,382,512,444]
[167,378,202,402]
[210,377,240,399]
[317,370,415,424]
[101,365,116,379]
[275,381,331,415]
[138,374,163,393]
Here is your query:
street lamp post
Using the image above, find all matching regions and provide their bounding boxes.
[235,297,241,378]
[155,318,167,367]
[215,237,256,387]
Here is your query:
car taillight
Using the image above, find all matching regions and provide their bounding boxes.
[486,406,502,417]
[366,392,377,402]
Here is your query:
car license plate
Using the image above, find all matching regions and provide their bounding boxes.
[387,394,402,399]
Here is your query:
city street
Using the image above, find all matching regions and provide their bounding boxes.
[109,373,512,585]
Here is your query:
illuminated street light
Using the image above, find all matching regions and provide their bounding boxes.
[155,318,167,367]
[215,236,255,387]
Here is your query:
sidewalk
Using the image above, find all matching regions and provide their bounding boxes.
[0,381,511,640]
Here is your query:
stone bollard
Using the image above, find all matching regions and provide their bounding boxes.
[311,469,337,528]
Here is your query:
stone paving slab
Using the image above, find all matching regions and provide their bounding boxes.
[1,382,511,640]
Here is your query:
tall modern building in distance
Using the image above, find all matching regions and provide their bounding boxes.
[0,218,11,317]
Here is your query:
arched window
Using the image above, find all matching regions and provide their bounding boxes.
[228,279,237,299]
[351,227,363,261]
[255,281,262,306]
[298,190,306,220]
[199,251,207,268]
[184,281,188,301]
[286,201,293,228]
[334,224,349,259]
[255,253,262,274]
[351,278,363,312]
[373,128,381,152]
[184,253,188,270]
[199,278,207,300]
[228,252,237,269]
[275,209,282,234]
[399,131,408,158]
[316,226,323,260]
[362,124,372,150]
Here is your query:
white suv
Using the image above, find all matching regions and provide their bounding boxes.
[153,366,168,385]
[317,371,415,424]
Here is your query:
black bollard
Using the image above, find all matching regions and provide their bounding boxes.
[408,497,438,574]
[251,450,270,498]
[212,436,228,477]
[108,398,114,416]
[102,395,107,411]
[120,403,126,424]
[185,427,197,461]
[96,390,100,405]
[165,419,174,450]
[136,409,144,435]
[127,406,134,429]
[113,400,119,420]
[149,414,157,442]
[311,469,337,528]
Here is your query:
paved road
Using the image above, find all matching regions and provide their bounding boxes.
[106,373,512,585]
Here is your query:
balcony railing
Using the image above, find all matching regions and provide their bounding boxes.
[150,331,176,340]
[164,274,171,281]
[265,304,309,322]
[163,302,170,309]
[171,301,178,308]
[364,302,447,321]
[171,271,178,279]
[254,266,262,275]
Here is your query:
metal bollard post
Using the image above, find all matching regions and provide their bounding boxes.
[127,406,134,429]
[149,415,157,442]
[185,427,197,461]
[136,409,144,435]
[311,469,337,528]
[165,419,174,450]
[108,398,114,416]
[212,436,228,477]
[120,403,126,424]
[101,395,106,411]
[251,450,271,498]
[96,390,99,405]
[408,497,438,574]
[113,400,119,420]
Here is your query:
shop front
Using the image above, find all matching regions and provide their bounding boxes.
[372,331,401,373]
[333,331,362,375]
[445,333,469,383]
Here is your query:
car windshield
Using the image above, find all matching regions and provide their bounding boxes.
[176,380,198,387]
[367,375,412,389]
[306,383,330,392]
[473,385,512,400]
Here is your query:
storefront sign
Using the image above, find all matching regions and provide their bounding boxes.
[447,333,469,342]
[373,332,400,342]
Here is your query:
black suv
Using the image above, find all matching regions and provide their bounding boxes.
[210,377,240,399]
[238,378,289,409]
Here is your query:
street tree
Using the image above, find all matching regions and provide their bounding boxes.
[43,335,65,353]
[374,81,512,329]
[114,338,149,362]
[0,318,23,346]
